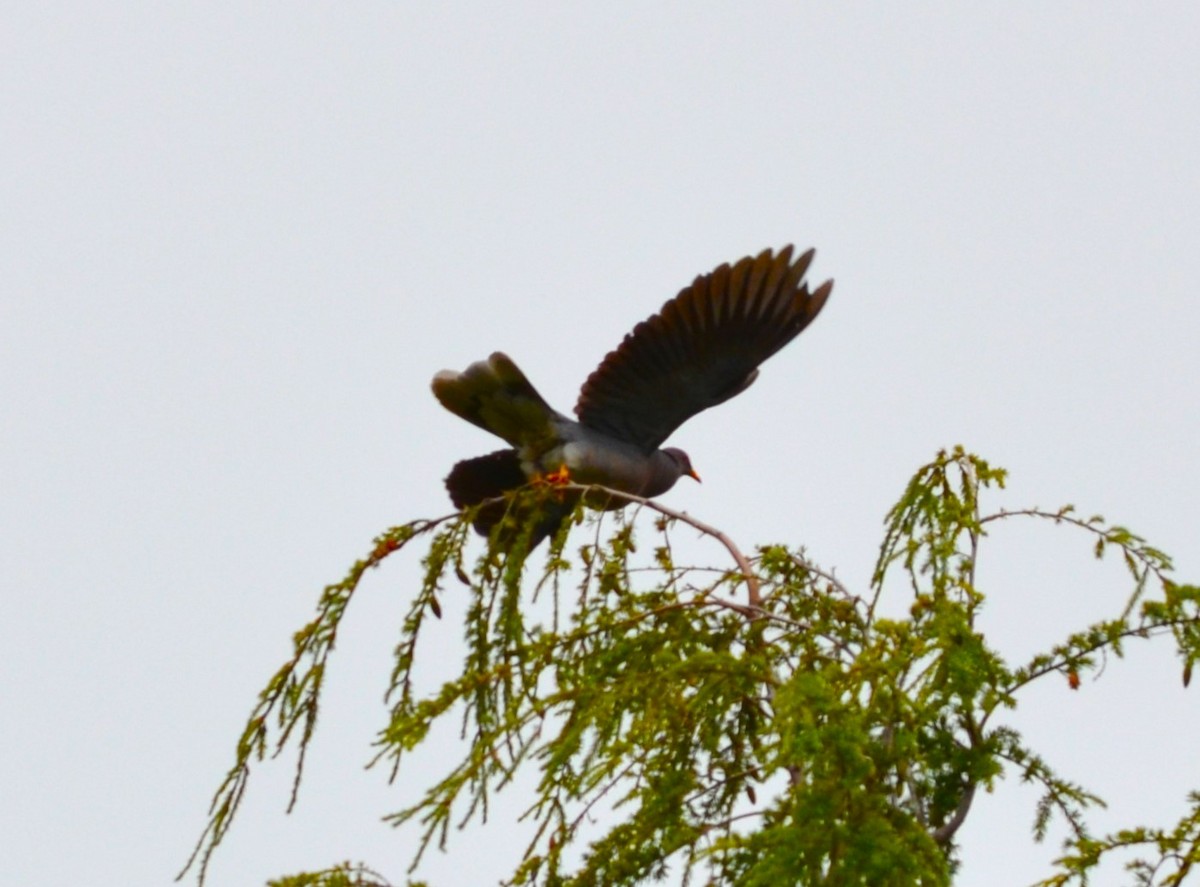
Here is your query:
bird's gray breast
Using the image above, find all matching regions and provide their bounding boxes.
[527,421,668,497]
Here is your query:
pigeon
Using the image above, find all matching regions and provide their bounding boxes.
[432,245,832,545]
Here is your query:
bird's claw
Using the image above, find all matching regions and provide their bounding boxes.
[529,465,572,502]
[534,465,572,487]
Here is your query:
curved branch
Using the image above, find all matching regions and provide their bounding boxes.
[980,507,1171,583]
[931,782,976,845]
[555,483,763,609]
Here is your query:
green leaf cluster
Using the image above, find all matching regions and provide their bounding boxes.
[182,448,1200,886]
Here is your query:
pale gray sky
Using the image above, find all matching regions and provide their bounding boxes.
[4,5,1199,886]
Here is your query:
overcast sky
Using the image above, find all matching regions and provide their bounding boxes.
[4,5,1199,886]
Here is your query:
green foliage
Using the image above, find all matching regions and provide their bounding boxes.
[181,448,1200,886]
[267,861,398,887]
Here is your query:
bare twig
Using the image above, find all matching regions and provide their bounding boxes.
[931,782,976,844]
[557,483,764,609]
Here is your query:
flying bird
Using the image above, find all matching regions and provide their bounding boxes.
[432,245,832,545]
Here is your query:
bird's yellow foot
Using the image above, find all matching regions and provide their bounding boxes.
[534,465,572,487]
[530,465,572,501]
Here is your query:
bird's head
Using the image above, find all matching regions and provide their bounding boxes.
[663,447,701,483]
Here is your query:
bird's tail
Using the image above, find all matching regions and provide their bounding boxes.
[445,449,568,548]
[431,352,558,447]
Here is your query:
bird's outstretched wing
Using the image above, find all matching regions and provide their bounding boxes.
[574,246,832,451]
[444,449,570,546]
[432,352,560,448]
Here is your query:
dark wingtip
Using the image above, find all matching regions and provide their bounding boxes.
[807,277,834,321]
[444,450,568,548]
[444,449,526,508]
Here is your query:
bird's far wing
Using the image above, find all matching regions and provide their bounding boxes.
[432,352,561,448]
[574,246,832,451]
